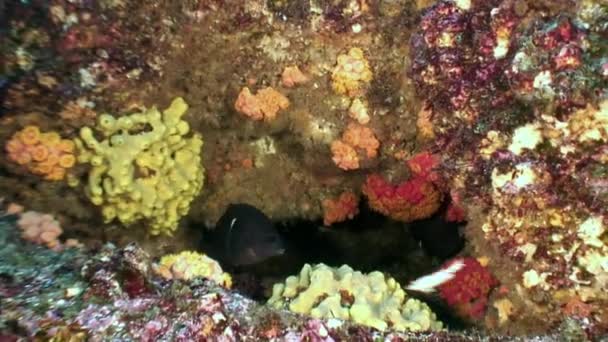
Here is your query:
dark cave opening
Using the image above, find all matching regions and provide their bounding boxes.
[195,202,469,330]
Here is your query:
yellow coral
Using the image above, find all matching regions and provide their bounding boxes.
[155,251,232,288]
[267,263,443,332]
[331,47,373,96]
[74,97,204,236]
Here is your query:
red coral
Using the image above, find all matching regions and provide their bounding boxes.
[445,202,466,223]
[438,258,498,320]
[361,174,441,223]
[322,192,359,226]
[407,152,440,183]
[445,191,466,222]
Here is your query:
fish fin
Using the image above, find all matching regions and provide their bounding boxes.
[246,247,257,259]
[225,217,237,259]
[405,260,465,293]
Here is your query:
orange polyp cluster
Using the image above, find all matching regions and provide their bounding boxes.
[331,123,380,170]
[322,191,360,226]
[5,125,76,181]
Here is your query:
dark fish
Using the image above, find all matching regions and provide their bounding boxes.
[201,203,285,267]
[409,210,464,259]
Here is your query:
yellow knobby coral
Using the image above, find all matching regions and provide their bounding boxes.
[267,263,443,332]
[154,251,232,288]
[74,97,204,236]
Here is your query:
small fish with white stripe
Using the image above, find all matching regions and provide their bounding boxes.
[200,203,286,267]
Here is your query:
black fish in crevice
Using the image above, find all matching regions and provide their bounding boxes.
[408,208,465,260]
[200,203,285,268]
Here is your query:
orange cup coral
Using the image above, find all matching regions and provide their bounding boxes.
[5,126,76,181]
[235,87,290,121]
[322,191,360,226]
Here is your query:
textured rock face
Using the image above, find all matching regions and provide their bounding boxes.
[0,0,423,233]
[409,0,608,334]
[0,216,589,340]
[1,0,607,337]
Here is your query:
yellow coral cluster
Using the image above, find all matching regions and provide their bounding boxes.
[154,251,232,288]
[267,263,443,332]
[74,97,204,236]
[5,125,76,180]
[331,48,373,96]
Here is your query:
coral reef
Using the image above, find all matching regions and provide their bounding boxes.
[5,126,76,181]
[407,151,440,183]
[2,0,608,337]
[16,210,82,251]
[477,100,608,316]
[281,65,309,88]
[58,100,97,126]
[154,250,232,288]
[331,123,380,170]
[506,16,606,113]
[362,173,441,222]
[17,210,63,250]
[348,98,371,125]
[331,47,373,97]
[234,87,290,121]
[410,0,519,135]
[437,258,498,321]
[74,98,204,236]
[267,263,443,332]
[330,140,360,170]
[322,191,360,226]
[410,0,608,333]
[1,217,568,341]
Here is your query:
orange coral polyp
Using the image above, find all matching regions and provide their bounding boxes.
[58,139,75,153]
[5,126,76,181]
[32,163,53,175]
[20,126,41,145]
[15,153,32,165]
[40,132,61,146]
[47,167,66,181]
[58,154,76,168]
[322,192,360,225]
[5,139,23,154]
[331,140,360,170]
[45,153,60,166]
[31,145,49,162]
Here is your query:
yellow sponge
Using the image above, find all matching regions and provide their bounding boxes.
[75,98,204,235]
[267,263,443,332]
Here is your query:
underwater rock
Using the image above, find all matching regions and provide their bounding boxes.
[0,216,580,341]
